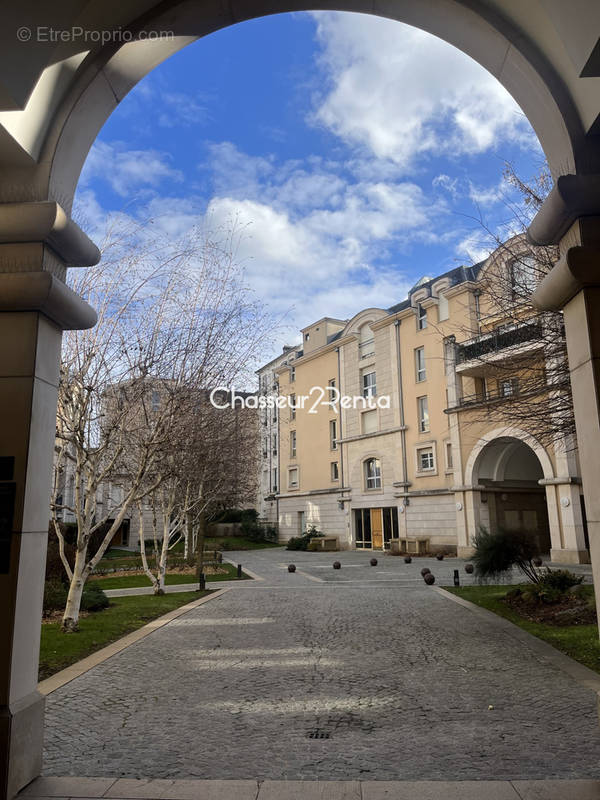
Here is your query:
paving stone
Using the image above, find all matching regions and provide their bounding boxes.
[105,779,258,799]
[361,781,521,799]
[42,549,600,781]
[257,781,360,799]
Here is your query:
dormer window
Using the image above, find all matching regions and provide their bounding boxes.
[417,304,427,330]
[359,324,375,359]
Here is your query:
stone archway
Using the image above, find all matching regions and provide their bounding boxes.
[469,435,553,555]
[0,3,599,797]
[463,427,588,564]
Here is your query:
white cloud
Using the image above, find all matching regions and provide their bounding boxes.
[310,12,538,170]
[79,141,183,197]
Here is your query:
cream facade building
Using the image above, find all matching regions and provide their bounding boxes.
[257,242,589,564]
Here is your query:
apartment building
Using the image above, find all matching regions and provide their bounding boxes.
[256,237,589,563]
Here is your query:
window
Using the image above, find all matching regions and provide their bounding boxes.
[415,347,426,382]
[438,292,449,321]
[446,441,454,470]
[328,378,336,390]
[417,396,429,433]
[290,430,297,458]
[331,461,339,481]
[304,332,310,341]
[272,434,277,455]
[500,378,518,397]
[362,371,377,397]
[288,467,299,489]
[272,468,277,492]
[151,389,160,413]
[364,458,382,490]
[290,365,296,382]
[298,511,305,534]
[417,303,427,330]
[511,256,537,296]
[417,447,435,472]
[330,419,338,450]
[359,324,375,359]
[361,409,378,435]
[290,393,296,420]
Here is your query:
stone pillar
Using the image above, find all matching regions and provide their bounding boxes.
[0,202,97,799]
[531,181,600,622]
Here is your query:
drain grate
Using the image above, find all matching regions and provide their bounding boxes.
[307,729,331,740]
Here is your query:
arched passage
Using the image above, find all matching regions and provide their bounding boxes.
[0,3,599,797]
[469,435,552,555]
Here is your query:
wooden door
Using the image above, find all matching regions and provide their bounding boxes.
[371,508,383,549]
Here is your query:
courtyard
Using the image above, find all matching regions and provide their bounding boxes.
[42,548,600,782]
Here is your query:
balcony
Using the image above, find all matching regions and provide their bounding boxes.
[455,320,543,375]
[447,377,542,412]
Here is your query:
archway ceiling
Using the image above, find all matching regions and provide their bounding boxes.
[0,0,598,178]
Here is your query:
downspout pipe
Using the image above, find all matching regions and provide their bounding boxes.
[394,321,409,492]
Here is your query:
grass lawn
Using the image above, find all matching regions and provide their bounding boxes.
[39,591,207,681]
[447,584,600,675]
[204,536,281,550]
[89,562,250,589]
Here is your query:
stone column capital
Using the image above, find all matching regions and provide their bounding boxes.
[532,245,600,310]
[0,201,99,268]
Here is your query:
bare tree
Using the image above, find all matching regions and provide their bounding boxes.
[137,391,258,594]
[448,162,574,448]
[51,222,269,630]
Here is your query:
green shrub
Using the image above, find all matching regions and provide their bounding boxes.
[80,583,109,612]
[472,526,541,583]
[286,526,323,551]
[43,580,68,613]
[528,569,584,604]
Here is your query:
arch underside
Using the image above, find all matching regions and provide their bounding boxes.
[0,0,598,212]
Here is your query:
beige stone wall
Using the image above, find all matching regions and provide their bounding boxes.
[278,492,349,546]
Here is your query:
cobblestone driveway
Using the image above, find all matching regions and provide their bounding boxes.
[43,549,600,780]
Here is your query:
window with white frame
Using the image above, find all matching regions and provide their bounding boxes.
[272,468,278,492]
[417,303,427,330]
[445,441,454,470]
[364,457,382,490]
[288,467,299,489]
[151,389,160,413]
[362,370,376,397]
[290,430,296,458]
[331,461,339,481]
[417,446,435,472]
[290,365,296,382]
[417,396,429,432]
[359,324,375,359]
[511,256,537,296]
[290,393,296,419]
[272,433,277,455]
[362,408,378,435]
[499,378,518,397]
[438,292,449,321]
[330,419,338,450]
[415,347,426,382]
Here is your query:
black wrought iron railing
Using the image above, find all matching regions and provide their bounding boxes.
[456,320,542,364]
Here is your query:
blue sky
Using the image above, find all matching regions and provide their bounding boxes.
[76,11,544,351]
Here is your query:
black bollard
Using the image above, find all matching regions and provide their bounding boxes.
[237,563,242,579]
[453,569,460,587]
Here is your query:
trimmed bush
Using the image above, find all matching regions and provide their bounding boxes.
[286,526,324,551]
[43,580,68,614]
[80,583,109,612]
